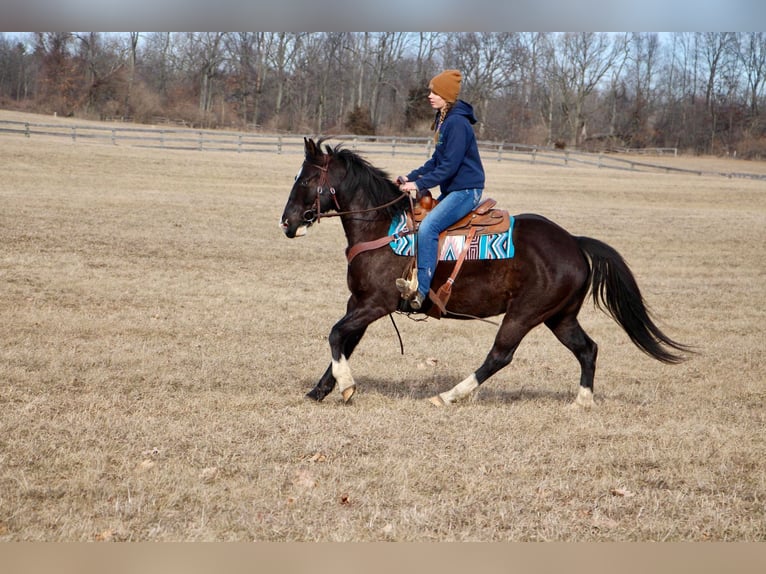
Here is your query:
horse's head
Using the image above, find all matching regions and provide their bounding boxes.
[280,138,344,238]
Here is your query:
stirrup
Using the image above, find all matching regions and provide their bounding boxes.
[409,291,425,310]
[397,291,430,314]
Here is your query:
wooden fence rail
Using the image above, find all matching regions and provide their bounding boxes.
[2,119,764,181]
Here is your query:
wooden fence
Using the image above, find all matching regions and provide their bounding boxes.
[2,119,764,181]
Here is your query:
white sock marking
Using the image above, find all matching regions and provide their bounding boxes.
[575,387,594,407]
[439,373,479,404]
[332,355,355,393]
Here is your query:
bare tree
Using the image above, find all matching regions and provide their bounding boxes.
[445,32,520,138]
[735,32,766,120]
[659,33,701,149]
[224,32,275,128]
[412,32,441,82]
[140,32,173,98]
[0,34,31,100]
[550,32,621,146]
[123,32,140,115]
[514,32,550,140]
[268,32,303,130]
[625,32,658,145]
[603,33,630,141]
[698,32,737,152]
[366,32,410,130]
[322,33,358,129]
[182,32,226,119]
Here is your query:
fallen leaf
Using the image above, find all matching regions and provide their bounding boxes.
[309,452,327,463]
[425,357,438,366]
[610,488,635,498]
[339,494,351,506]
[137,459,155,472]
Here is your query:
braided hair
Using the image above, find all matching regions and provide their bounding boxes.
[432,102,452,144]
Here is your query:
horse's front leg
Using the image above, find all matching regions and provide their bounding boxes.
[306,291,388,403]
[306,328,367,402]
[328,308,375,402]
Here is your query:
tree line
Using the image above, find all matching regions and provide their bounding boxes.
[1,32,764,157]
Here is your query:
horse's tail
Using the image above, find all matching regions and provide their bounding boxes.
[576,236,692,364]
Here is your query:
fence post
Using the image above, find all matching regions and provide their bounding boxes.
[497,143,503,162]
[71,127,77,142]
[392,137,396,156]
[161,130,165,148]
[25,123,30,137]
[278,136,283,154]
[111,129,116,145]
[198,131,203,151]
[238,134,242,153]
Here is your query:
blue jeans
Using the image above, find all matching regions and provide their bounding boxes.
[416,188,483,298]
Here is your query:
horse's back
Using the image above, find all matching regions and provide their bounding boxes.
[511,213,591,290]
[513,213,583,256]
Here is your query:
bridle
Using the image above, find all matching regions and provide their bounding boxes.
[301,158,410,225]
[301,159,340,224]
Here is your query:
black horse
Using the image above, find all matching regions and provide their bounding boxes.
[280,138,690,406]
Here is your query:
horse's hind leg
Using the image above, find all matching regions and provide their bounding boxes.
[430,316,529,405]
[306,363,337,402]
[544,313,598,408]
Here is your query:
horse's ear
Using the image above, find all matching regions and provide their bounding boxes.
[304,137,317,159]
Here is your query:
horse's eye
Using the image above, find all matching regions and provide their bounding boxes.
[294,168,312,187]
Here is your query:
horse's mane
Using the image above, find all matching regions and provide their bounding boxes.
[317,138,409,219]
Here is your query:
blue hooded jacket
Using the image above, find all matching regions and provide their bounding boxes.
[407,99,485,196]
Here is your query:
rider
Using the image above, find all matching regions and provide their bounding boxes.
[397,69,485,310]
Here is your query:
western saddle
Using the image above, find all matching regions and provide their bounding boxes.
[409,192,511,314]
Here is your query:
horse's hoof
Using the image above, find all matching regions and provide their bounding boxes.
[428,395,446,407]
[341,386,356,403]
[572,387,595,409]
[305,390,324,402]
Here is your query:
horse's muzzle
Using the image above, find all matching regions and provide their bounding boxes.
[280,217,309,238]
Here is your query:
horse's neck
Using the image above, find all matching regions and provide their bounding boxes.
[340,213,392,249]
[335,180,404,248]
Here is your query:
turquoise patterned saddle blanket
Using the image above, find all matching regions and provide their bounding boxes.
[387,212,515,261]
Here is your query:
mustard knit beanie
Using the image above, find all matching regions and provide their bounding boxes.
[429,69,462,103]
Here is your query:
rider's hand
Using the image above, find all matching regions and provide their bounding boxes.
[399,181,418,194]
[396,175,408,185]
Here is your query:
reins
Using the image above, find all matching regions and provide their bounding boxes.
[329,191,411,219]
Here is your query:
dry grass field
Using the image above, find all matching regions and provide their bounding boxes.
[1,112,765,541]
